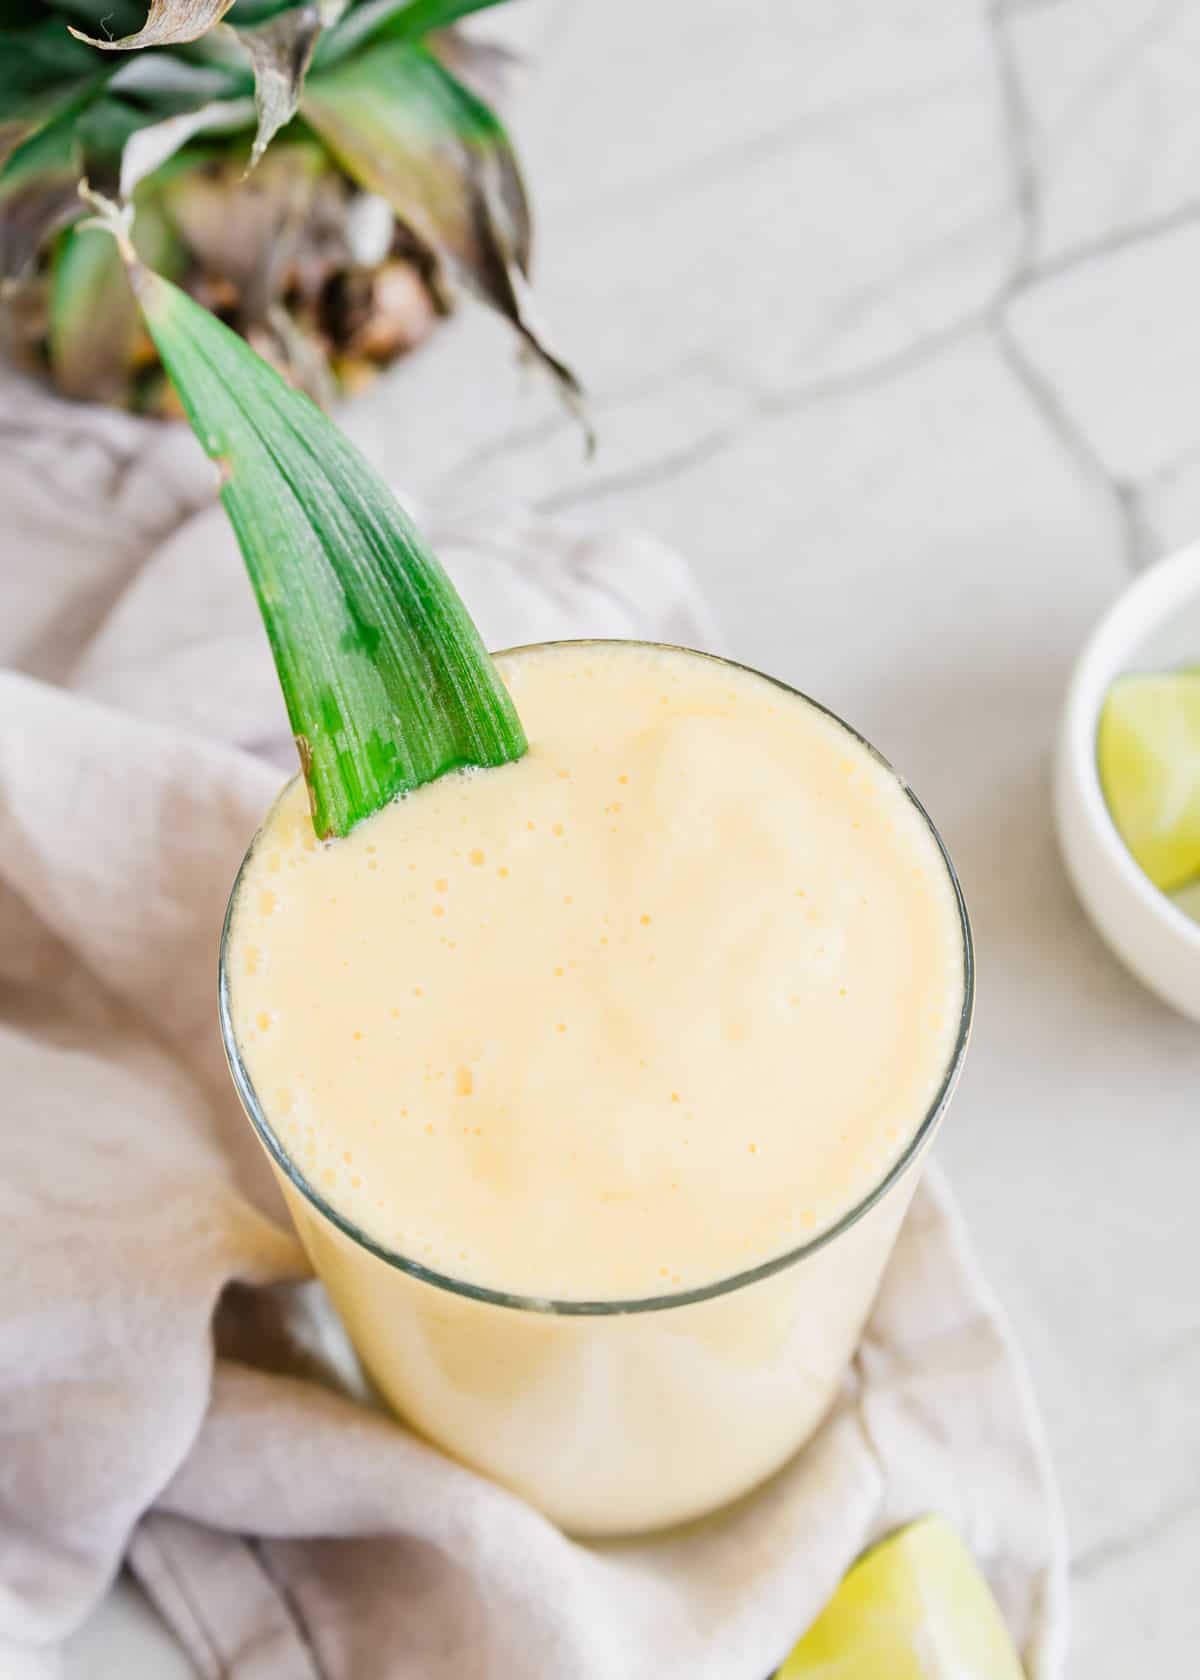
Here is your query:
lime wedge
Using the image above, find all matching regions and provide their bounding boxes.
[1096,670,1200,892]
[1170,877,1200,925]
[777,1516,1024,1679]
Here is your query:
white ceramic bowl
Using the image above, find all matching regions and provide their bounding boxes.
[1056,541,1200,1021]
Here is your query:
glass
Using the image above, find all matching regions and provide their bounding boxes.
[219,642,974,1537]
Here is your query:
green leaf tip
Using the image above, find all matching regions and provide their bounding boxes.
[99,222,527,839]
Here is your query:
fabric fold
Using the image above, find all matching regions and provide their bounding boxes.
[0,382,1066,1678]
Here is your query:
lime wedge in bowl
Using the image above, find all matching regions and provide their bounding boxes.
[1170,877,1200,925]
[777,1516,1024,1679]
[1096,670,1200,893]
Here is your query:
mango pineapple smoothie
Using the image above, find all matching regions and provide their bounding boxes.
[224,641,969,1534]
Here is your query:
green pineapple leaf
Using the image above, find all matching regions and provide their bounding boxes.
[0,19,109,170]
[84,189,527,838]
[315,0,511,65]
[0,107,84,280]
[49,196,180,397]
[48,221,140,397]
[385,0,514,38]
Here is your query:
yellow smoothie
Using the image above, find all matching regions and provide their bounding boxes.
[224,641,969,1532]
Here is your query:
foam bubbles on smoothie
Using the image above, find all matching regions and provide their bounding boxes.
[228,642,964,1300]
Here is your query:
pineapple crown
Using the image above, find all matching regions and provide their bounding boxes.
[0,0,582,410]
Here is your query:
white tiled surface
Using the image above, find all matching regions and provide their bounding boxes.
[66,2,1200,1674]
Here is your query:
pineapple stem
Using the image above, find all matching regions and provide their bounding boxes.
[76,182,137,265]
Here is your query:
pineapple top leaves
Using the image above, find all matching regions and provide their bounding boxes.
[115,227,527,838]
[0,1,582,418]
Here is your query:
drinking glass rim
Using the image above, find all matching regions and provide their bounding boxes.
[218,639,975,1318]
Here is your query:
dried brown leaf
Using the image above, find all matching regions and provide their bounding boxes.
[69,0,236,52]
[233,6,324,172]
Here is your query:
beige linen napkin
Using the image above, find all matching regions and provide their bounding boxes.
[0,376,1067,1679]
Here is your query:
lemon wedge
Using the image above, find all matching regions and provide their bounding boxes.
[777,1516,1024,1679]
[1097,670,1200,892]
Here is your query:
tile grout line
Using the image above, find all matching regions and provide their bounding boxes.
[431,352,719,496]
[526,315,990,517]
[463,2,1200,541]
[446,315,991,517]
[1013,197,1200,300]
[549,70,970,232]
[533,416,751,515]
[987,0,1041,285]
[992,316,1155,572]
[998,0,1072,14]
[503,1,1147,523]
[454,0,1047,507]
[986,0,1160,574]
